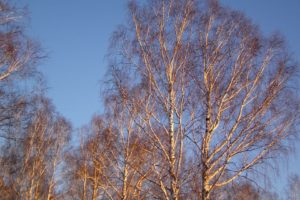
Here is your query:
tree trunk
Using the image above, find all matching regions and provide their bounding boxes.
[202,90,211,200]
[121,162,128,200]
[82,163,87,200]
[168,82,178,200]
[92,167,98,200]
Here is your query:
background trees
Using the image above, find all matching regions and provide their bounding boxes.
[0,0,40,82]
[0,1,71,200]
[64,117,117,200]
[1,97,71,200]
[0,0,41,142]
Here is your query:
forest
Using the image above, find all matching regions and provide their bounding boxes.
[0,0,299,199]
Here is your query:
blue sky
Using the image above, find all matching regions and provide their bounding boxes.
[18,0,300,194]
[18,0,128,127]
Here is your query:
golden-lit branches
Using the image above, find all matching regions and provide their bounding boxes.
[107,0,299,199]
[0,1,40,82]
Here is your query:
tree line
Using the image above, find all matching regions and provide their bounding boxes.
[0,0,299,199]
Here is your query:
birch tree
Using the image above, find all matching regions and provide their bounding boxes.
[189,2,299,199]
[65,121,118,200]
[0,97,71,200]
[108,0,299,199]
[0,0,41,142]
[64,111,152,200]
[0,0,39,82]
[0,1,67,199]
[108,0,196,198]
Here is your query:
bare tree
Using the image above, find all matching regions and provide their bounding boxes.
[108,0,196,198]
[107,0,299,199]
[0,0,40,82]
[64,107,153,200]
[189,2,299,199]
[105,81,160,200]
[64,117,120,200]
[45,114,71,200]
[0,0,41,142]
[0,97,71,200]
[0,1,70,200]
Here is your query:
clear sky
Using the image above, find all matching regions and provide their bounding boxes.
[18,0,128,127]
[18,0,300,195]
